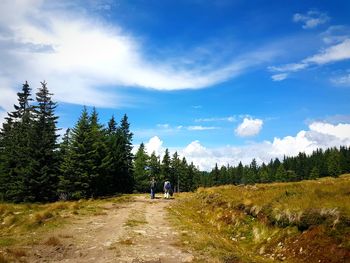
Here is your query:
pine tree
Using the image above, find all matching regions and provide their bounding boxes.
[211,163,220,186]
[0,82,35,202]
[89,108,107,196]
[327,148,341,177]
[309,166,319,180]
[118,114,134,193]
[148,151,161,191]
[161,149,171,186]
[275,164,288,182]
[170,152,181,191]
[59,107,94,199]
[133,143,149,192]
[29,81,60,201]
[100,115,124,195]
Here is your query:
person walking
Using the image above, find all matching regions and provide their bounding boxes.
[150,177,156,199]
[163,180,171,199]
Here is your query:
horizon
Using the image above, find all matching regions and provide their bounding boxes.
[1,0,350,171]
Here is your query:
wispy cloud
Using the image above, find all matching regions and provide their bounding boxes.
[0,0,278,115]
[269,39,350,80]
[293,10,329,29]
[271,73,288,81]
[187,126,219,131]
[235,117,263,137]
[330,72,350,87]
[195,116,236,122]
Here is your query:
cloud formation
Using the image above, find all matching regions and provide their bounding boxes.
[135,121,350,171]
[293,10,329,29]
[330,72,350,86]
[235,118,263,137]
[0,0,277,118]
[269,39,350,80]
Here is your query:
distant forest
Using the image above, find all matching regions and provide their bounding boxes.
[0,82,350,202]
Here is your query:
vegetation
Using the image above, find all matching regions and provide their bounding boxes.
[0,195,132,261]
[169,175,350,262]
[202,147,350,187]
[0,82,134,202]
[1,81,350,204]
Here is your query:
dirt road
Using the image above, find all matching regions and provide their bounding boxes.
[27,195,194,263]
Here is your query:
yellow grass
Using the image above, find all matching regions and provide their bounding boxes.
[0,195,133,261]
[169,174,350,262]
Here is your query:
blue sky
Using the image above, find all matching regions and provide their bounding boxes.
[1,0,350,170]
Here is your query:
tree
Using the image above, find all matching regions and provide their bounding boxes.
[59,107,94,199]
[148,152,161,192]
[118,114,134,192]
[211,163,220,186]
[309,166,319,180]
[133,143,149,192]
[327,149,341,177]
[161,149,171,186]
[30,81,60,201]
[170,152,181,191]
[275,164,288,182]
[0,81,35,202]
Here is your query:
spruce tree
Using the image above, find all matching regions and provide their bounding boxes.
[133,143,149,192]
[59,107,94,199]
[89,108,107,196]
[118,114,134,192]
[161,149,171,186]
[148,152,161,192]
[31,81,59,201]
[0,81,34,202]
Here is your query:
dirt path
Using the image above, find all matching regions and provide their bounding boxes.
[27,195,193,263]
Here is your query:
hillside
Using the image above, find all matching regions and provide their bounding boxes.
[1,176,350,262]
[169,174,350,262]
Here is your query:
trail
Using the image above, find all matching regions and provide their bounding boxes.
[27,195,193,263]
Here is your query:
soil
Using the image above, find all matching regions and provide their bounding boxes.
[24,195,194,263]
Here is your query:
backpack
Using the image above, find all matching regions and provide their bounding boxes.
[165,181,171,190]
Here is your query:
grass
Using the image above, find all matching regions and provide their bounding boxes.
[0,194,133,262]
[124,209,147,227]
[169,174,350,263]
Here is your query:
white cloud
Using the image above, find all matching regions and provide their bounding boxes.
[321,25,350,45]
[187,126,219,131]
[330,73,350,86]
[144,136,164,156]
[157,124,170,129]
[235,118,263,137]
[177,121,350,171]
[0,0,278,116]
[269,39,350,80]
[195,116,236,122]
[271,73,288,81]
[134,121,350,171]
[303,39,350,65]
[293,10,329,29]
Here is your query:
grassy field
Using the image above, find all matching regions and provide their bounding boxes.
[0,195,132,262]
[168,174,350,263]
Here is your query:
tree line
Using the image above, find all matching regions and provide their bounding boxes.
[1,82,349,202]
[203,146,350,187]
[0,82,133,202]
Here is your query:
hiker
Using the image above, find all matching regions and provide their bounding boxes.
[164,180,171,199]
[150,177,156,199]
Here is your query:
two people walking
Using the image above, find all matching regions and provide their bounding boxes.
[149,177,173,199]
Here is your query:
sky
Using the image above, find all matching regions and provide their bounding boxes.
[1,0,350,170]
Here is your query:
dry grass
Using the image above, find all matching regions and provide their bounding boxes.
[124,209,147,227]
[0,194,134,256]
[44,236,62,246]
[169,174,350,263]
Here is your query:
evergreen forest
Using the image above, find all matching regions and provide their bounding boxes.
[1,82,350,202]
